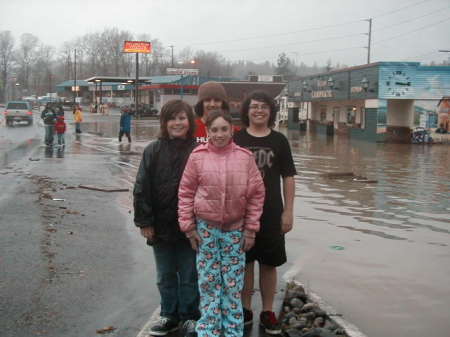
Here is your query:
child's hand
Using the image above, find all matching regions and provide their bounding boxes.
[281,210,293,233]
[187,230,202,251]
[242,236,255,252]
[140,226,154,240]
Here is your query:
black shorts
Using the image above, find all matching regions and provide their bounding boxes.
[245,232,286,267]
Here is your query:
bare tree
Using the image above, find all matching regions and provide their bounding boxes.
[177,47,194,66]
[0,31,15,102]
[194,50,230,77]
[32,44,54,95]
[16,33,39,93]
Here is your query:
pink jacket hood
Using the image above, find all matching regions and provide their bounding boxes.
[178,141,265,237]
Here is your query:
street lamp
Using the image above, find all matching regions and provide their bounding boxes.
[14,83,21,100]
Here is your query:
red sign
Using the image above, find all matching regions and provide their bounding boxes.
[123,41,152,53]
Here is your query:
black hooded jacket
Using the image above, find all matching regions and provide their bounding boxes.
[133,138,197,244]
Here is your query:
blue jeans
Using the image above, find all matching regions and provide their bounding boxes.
[45,125,54,145]
[153,239,199,321]
[57,133,65,145]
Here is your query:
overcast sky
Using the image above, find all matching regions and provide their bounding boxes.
[1,0,449,67]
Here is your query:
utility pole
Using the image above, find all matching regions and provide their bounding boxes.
[73,48,77,104]
[135,52,139,116]
[169,45,174,67]
[364,18,372,64]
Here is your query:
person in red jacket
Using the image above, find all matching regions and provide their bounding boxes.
[54,115,66,147]
[179,110,265,337]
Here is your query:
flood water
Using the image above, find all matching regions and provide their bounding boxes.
[286,130,450,337]
[80,120,450,337]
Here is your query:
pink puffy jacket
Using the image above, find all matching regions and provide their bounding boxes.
[178,141,265,238]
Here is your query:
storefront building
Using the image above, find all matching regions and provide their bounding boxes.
[287,62,450,142]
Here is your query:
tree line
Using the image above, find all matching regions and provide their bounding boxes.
[5,27,446,103]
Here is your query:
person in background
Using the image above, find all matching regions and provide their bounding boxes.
[234,91,297,335]
[57,105,64,117]
[178,110,265,337]
[435,123,448,134]
[119,108,132,143]
[73,105,83,133]
[133,100,199,337]
[55,115,66,147]
[193,81,229,143]
[41,103,57,146]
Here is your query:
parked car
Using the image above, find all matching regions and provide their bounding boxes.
[3,101,33,126]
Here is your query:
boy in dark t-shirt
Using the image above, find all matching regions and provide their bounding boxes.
[234,91,296,335]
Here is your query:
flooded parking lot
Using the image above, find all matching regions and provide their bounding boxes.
[79,119,449,337]
[286,131,450,337]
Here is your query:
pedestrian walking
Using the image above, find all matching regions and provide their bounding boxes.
[55,115,66,147]
[193,81,230,143]
[234,91,297,335]
[133,100,199,337]
[73,105,83,133]
[119,109,132,143]
[41,103,57,146]
[178,110,265,337]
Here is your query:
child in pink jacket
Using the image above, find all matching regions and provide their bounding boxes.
[178,110,265,337]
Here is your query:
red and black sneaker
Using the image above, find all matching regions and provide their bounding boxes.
[259,311,282,335]
[243,307,253,326]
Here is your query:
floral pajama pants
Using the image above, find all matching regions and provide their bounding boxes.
[196,219,245,337]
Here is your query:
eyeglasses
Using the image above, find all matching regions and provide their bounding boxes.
[249,104,270,110]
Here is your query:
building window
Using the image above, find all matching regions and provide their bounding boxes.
[320,106,327,122]
[347,106,356,124]
[292,107,299,123]
[333,107,340,123]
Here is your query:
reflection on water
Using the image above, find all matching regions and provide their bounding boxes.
[289,130,450,241]
[78,121,450,241]
[75,122,449,337]
[77,121,450,241]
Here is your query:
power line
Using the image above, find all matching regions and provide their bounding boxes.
[215,33,364,54]
[231,45,365,64]
[189,20,362,47]
[372,0,434,18]
[188,0,435,48]
[376,6,450,31]
[374,16,450,45]
[403,50,442,60]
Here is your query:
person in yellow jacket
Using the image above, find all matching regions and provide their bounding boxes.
[73,105,83,133]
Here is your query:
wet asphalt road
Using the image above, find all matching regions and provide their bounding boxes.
[0,112,289,337]
[0,112,162,337]
[1,109,449,337]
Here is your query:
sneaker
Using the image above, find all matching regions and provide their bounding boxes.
[259,311,282,335]
[243,308,253,326]
[149,316,179,336]
[181,319,197,337]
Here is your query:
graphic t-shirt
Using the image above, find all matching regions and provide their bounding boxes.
[234,128,297,234]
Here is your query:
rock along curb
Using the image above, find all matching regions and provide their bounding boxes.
[280,280,368,337]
